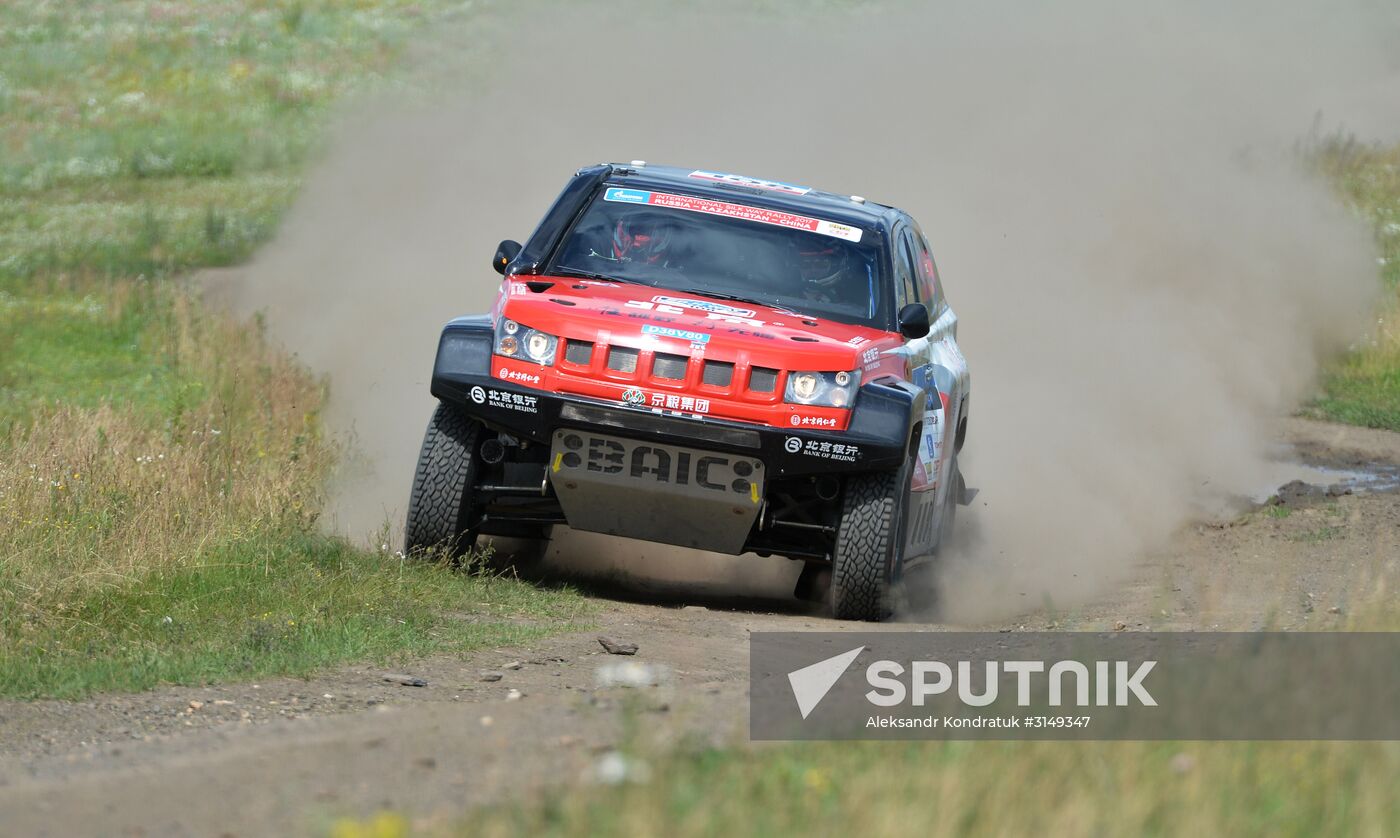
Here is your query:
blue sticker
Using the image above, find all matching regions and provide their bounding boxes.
[642,324,710,344]
[605,187,651,204]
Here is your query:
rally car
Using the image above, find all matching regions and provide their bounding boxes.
[405,163,971,620]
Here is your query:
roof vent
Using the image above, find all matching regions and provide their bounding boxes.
[630,160,647,167]
[850,195,867,204]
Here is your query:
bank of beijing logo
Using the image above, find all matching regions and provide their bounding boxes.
[786,646,1158,720]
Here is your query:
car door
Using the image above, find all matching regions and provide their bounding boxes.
[895,220,969,552]
[907,222,968,512]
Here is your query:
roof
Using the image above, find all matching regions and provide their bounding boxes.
[601,163,904,235]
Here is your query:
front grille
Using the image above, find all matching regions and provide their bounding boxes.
[559,403,762,448]
[702,360,734,387]
[607,346,638,373]
[749,366,778,393]
[564,339,593,366]
[652,352,688,381]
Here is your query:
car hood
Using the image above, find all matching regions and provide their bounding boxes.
[498,275,890,368]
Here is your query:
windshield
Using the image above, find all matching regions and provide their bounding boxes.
[546,186,889,328]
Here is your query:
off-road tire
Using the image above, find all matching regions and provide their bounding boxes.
[404,402,482,559]
[831,463,910,621]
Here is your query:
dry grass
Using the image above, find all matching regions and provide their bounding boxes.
[0,282,328,607]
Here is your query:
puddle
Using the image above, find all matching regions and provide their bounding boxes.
[1254,460,1400,503]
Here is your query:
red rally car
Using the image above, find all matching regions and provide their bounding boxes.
[406,163,971,620]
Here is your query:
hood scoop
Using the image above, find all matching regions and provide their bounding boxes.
[525,280,555,293]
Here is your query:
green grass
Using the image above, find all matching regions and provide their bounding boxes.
[378,739,1397,838]
[1287,525,1344,544]
[1,532,587,699]
[0,0,583,701]
[1309,139,1400,430]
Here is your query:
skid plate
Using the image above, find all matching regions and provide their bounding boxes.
[549,429,764,554]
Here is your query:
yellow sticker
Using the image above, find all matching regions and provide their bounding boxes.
[750,481,760,504]
[552,452,563,473]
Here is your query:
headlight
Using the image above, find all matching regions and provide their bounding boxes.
[495,318,557,365]
[784,369,861,408]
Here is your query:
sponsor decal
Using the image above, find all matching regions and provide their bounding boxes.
[861,348,881,367]
[498,367,542,386]
[469,385,486,405]
[621,387,712,414]
[791,415,839,429]
[798,440,859,463]
[603,187,650,203]
[648,392,709,413]
[784,436,803,454]
[484,388,538,414]
[626,298,767,327]
[603,188,862,242]
[847,336,870,346]
[651,295,755,318]
[687,170,812,195]
[642,323,710,344]
[557,432,757,499]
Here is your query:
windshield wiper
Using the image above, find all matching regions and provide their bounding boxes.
[677,288,796,313]
[549,266,654,286]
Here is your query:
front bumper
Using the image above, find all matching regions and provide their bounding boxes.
[430,322,918,480]
[429,321,922,556]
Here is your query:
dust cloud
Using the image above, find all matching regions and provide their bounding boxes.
[221,1,1398,620]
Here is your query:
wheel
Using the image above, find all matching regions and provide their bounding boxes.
[830,460,911,621]
[404,402,482,559]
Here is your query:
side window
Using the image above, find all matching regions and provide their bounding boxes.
[893,228,922,309]
[909,227,945,313]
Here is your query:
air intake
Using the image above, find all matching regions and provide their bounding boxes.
[607,346,639,373]
[652,353,687,381]
[702,361,734,387]
[564,340,593,366]
[749,367,778,393]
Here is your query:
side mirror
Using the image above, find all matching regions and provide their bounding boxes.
[897,303,931,340]
[492,239,522,275]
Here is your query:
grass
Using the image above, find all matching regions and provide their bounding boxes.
[0,0,587,701]
[1287,525,1344,544]
[2,1,1399,834]
[1307,139,1400,430]
[434,740,1400,838]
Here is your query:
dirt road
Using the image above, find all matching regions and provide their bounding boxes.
[2,417,1397,837]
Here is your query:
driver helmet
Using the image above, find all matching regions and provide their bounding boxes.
[799,241,853,295]
[612,215,675,264]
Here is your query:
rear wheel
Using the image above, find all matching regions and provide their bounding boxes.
[830,460,910,621]
[404,403,482,559]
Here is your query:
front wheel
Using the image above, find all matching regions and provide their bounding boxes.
[830,462,910,621]
[404,403,482,559]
